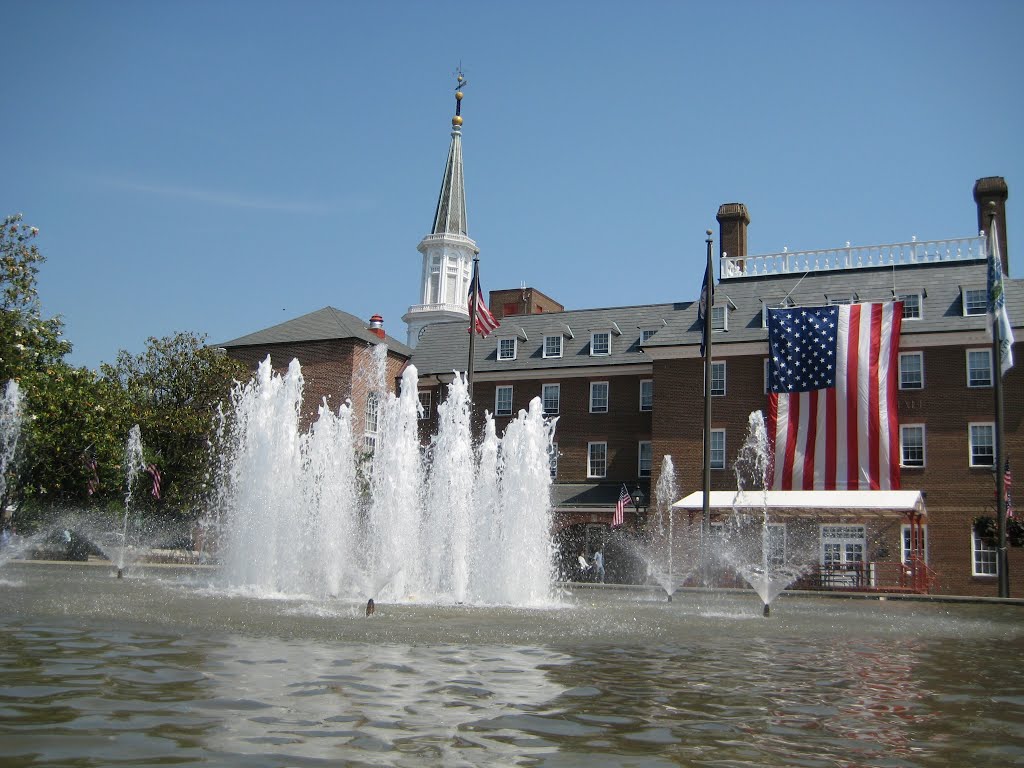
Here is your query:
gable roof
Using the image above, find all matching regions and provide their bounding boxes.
[218,306,413,356]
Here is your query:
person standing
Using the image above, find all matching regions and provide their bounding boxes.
[593,549,605,583]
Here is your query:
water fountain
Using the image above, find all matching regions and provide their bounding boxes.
[1,364,1022,765]
[0,380,23,506]
[213,352,556,606]
[638,456,697,600]
[114,424,148,578]
[718,410,812,616]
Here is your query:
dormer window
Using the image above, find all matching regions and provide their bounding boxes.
[897,291,923,320]
[543,334,563,359]
[962,287,987,316]
[711,306,728,332]
[498,337,517,361]
[591,331,610,356]
[640,328,658,344]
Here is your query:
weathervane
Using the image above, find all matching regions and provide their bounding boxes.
[453,65,467,125]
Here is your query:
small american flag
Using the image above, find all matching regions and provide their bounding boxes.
[468,262,500,337]
[145,464,162,500]
[1006,460,1014,519]
[84,453,99,496]
[613,484,629,528]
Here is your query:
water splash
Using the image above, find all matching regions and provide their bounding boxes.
[119,424,147,571]
[0,381,23,505]
[721,411,809,611]
[214,353,557,606]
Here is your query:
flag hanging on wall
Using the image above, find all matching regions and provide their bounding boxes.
[987,218,1015,376]
[766,302,903,491]
[612,484,629,528]
[468,262,500,337]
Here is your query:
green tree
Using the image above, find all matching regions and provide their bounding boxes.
[0,214,72,383]
[102,332,248,518]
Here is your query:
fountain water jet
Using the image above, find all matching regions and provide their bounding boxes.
[720,410,810,614]
[117,424,148,577]
[214,352,557,606]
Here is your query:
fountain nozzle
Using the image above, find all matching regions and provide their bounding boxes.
[762,603,770,618]
[117,568,124,579]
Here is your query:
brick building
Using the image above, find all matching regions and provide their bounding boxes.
[219,307,411,437]
[411,177,1022,597]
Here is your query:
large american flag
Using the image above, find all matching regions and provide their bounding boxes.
[612,484,629,528]
[766,302,903,491]
[468,264,500,337]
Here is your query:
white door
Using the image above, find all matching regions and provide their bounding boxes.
[820,525,866,586]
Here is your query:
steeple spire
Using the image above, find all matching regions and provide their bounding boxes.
[403,69,480,348]
[430,70,468,237]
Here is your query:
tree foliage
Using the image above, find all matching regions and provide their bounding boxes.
[0,214,72,383]
[101,332,248,516]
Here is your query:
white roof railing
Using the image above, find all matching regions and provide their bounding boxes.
[721,234,987,280]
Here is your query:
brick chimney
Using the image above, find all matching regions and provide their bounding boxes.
[973,176,1009,273]
[368,314,386,340]
[716,203,750,272]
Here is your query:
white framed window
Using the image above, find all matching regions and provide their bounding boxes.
[710,361,726,396]
[543,334,563,359]
[542,383,560,415]
[969,422,995,467]
[710,429,725,470]
[898,292,922,320]
[495,385,513,417]
[967,349,993,388]
[588,442,608,478]
[638,441,652,478]
[364,393,379,451]
[962,287,987,316]
[765,524,787,568]
[591,332,610,356]
[639,379,653,412]
[498,338,517,361]
[972,532,998,576]
[901,524,928,564]
[640,329,658,344]
[590,381,609,413]
[549,442,559,479]
[900,424,925,467]
[418,390,431,420]
[899,352,924,390]
[711,305,728,332]
[828,295,854,306]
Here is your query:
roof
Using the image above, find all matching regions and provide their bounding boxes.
[218,306,413,356]
[410,257,1023,373]
[430,126,468,237]
[411,303,679,376]
[673,489,927,518]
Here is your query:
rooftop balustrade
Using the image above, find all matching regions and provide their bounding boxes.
[721,234,987,280]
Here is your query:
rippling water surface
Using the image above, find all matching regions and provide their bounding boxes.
[1,562,1022,767]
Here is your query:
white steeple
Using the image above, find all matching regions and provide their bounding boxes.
[403,70,478,348]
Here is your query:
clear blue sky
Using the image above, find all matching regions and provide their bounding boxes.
[4,1,1022,369]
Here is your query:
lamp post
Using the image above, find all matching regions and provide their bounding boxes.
[631,486,647,529]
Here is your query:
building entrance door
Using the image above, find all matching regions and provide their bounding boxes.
[820,525,867,587]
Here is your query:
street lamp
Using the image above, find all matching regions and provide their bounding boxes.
[631,486,647,528]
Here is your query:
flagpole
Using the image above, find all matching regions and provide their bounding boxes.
[989,208,1010,598]
[467,255,480,403]
[702,230,714,585]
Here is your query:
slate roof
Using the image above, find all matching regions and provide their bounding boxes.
[411,258,1023,372]
[218,306,413,357]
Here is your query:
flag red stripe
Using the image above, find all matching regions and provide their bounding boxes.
[867,303,882,490]
[845,305,861,490]
[782,394,799,491]
[825,385,837,489]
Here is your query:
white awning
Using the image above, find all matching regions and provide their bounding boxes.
[672,489,926,519]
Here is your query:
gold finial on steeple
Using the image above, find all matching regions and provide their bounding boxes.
[453,65,467,127]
